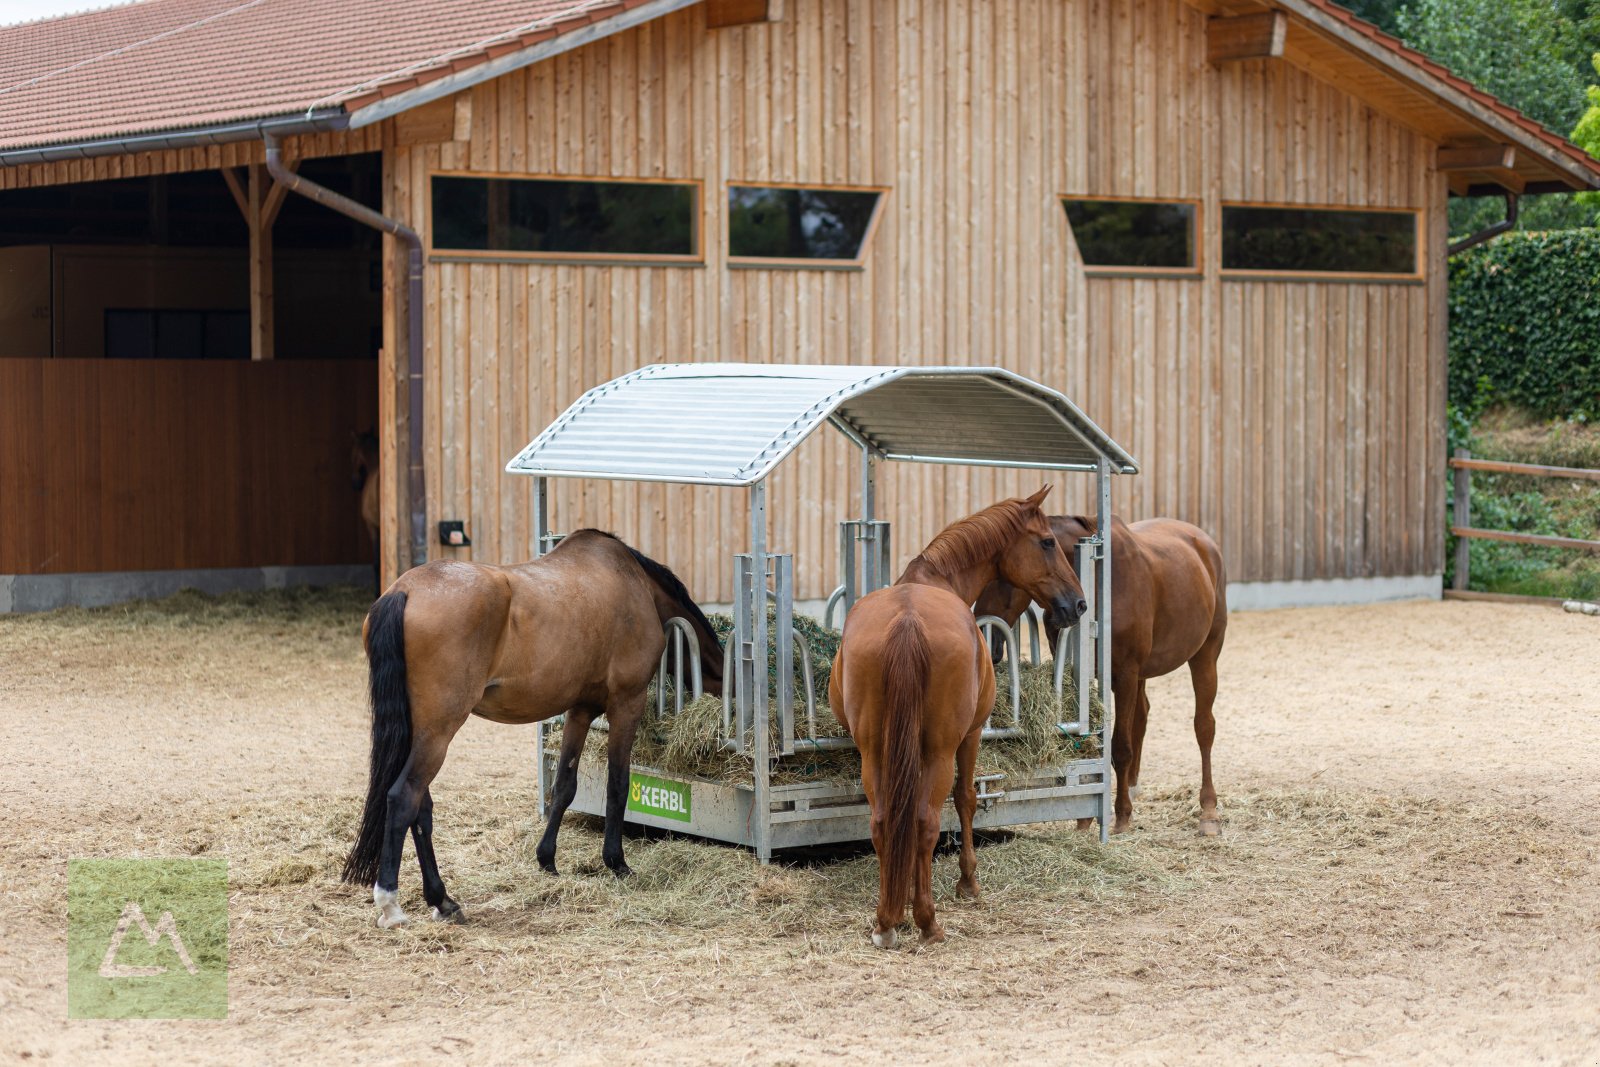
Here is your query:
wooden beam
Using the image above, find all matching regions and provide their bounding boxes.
[1447,173,1472,198]
[262,162,295,229]
[220,167,248,219]
[1437,144,1516,171]
[247,164,274,362]
[705,0,781,29]
[1208,11,1286,63]
[393,96,459,145]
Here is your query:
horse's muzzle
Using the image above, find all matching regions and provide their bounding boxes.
[1049,597,1088,630]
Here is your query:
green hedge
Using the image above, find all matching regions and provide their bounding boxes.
[1448,229,1600,420]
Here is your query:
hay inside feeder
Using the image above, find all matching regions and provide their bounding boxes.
[547,609,1104,787]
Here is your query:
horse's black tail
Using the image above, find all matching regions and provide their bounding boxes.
[342,590,412,886]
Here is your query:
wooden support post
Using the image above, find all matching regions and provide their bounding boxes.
[1452,448,1470,591]
[706,0,781,28]
[247,164,274,362]
[1207,12,1286,63]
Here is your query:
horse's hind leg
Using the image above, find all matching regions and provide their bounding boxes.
[600,694,646,878]
[535,708,595,876]
[1127,680,1151,792]
[1190,649,1222,837]
[411,789,463,922]
[375,730,454,928]
[953,729,982,901]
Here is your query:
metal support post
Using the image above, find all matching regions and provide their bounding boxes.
[749,480,772,862]
[1095,458,1114,844]
[772,554,796,756]
[532,477,550,558]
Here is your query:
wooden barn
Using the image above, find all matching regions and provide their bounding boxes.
[3,0,1598,612]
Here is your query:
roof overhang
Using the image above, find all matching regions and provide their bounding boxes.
[505,363,1139,488]
[1187,0,1600,193]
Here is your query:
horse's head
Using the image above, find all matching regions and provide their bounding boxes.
[350,430,378,490]
[994,486,1087,633]
[977,512,1096,658]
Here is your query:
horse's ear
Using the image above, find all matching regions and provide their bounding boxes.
[1024,485,1052,507]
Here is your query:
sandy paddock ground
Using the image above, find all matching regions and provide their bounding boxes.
[1,593,1598,1066]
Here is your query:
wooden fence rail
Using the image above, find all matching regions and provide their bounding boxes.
[1450,448,1600,592]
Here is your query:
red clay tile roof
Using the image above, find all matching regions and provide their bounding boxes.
[0,0,658,151]
[1298,0,1600,185]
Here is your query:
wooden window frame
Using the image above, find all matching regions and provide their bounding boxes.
[725,181,890,270]
[1218,200,1424,283]
[425,170,706,266]
[1060,193,1204,279]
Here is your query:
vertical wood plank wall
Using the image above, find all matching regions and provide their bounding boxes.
[377,0,1445,600]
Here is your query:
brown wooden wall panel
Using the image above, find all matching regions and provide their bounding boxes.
[376,0,1447,599]
[0,359,377,574]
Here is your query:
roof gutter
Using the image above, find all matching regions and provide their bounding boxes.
[263,132,427,573]
[0,109,347,167]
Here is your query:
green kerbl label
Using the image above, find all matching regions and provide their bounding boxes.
[627,772,691,822]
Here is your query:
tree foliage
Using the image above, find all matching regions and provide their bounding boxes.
[1448,230,1600,420]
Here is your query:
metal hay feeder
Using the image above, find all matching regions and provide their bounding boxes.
[505,362,1137,860]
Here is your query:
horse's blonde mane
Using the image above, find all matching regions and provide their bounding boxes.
[915,498,1039,576]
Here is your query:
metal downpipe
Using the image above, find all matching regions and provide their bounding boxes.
[263,133,427,571]
[1448,192,1518,256]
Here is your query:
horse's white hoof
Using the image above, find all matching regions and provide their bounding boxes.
[871,928,899,950]
[374,886,409,929]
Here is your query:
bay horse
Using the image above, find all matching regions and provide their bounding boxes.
[973,516,1226,836]
[829,487,1087,949]
[341,529,724,928]
[350,431,380,593]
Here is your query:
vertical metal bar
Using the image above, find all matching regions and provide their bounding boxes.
[733,554,753,754]
[673,623,686,716]
[774,555,795,757]
[750,481,772,862]
[879,520,892,589]
[839,521,857,613]
[1096,459,1113,845]
[1072,539,1094,735]
[532,477,549,558]
[535,720,549,817]
[1453,448,1471,592]
[862,450,876,522]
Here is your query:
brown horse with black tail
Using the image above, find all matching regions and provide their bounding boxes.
[829,487,1087,948]
[342,529,724,928]
[974,516,1226,836]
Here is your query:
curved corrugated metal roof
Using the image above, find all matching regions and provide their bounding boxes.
[504,363,1138,486]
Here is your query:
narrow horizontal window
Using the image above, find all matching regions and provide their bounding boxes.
[430,175,698,260]
[1062,198,1197,270]
[727,185,883,264]
[1221,205,1417,276]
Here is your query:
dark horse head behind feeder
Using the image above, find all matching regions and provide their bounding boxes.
[342,529,724,928]
[828,486,1085,949]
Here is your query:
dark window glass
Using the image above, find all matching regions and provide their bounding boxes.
[1222,206,1416,274]
[105,310,248,359]
[430,176,697,257]
[1062,199,1195,269]
[727,186,881,260]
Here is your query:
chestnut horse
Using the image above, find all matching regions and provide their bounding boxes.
[350,431,380,593]
[342,529,724,928]
[829,487,1087,948]
[974,516,1226,836]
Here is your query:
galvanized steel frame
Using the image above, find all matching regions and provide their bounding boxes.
[517,365,1130,858]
